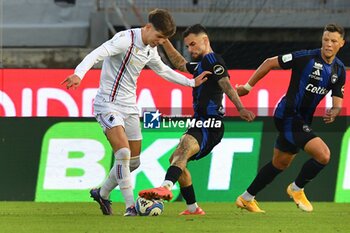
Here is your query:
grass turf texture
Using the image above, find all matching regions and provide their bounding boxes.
[0,202,349,233]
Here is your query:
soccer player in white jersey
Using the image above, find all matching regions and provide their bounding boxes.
[61,9,208,216]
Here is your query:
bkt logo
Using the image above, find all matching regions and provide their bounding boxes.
[143,110,162,128]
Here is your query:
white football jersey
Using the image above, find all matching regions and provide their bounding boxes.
[74,28,194,112]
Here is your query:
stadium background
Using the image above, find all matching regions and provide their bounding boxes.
[1,0,350,203]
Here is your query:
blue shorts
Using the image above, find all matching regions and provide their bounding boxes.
[185,118,224,160]
[274,116,317,154]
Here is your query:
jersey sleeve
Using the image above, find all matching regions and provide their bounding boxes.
[278,50,313,70]
[332,66,346,98]
[186,62,198,74]
[74,31,131,79]
[101,31,131,56]
[277,53,294,69]
[202,53,229,81]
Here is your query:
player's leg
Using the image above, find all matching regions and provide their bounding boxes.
[237,117,299,212]
[90,113,126,215]
[139,134,200,200]
[105,125,137,216]
[178,168,205,215]
[125,114,142,173]
[284,117,324,212]
[99,114,142,200]
[236,147,295,212]
[122,115,143,215]
[287,137,329,212]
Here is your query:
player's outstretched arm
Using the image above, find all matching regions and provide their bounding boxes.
[323,96,342,124]
[236,56,280,96]
[61,74,82,90]
[218,77,255,122]
[162,39,188,73]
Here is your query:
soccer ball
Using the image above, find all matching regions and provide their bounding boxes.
[135,196,164,216]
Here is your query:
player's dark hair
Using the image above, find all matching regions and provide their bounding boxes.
[324,23,345,38]
[148,8,176,37]
[183,24,208,38]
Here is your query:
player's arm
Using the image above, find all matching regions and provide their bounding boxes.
[147,51,208,87]
[324,67,346,123]
[323,96,342,124]
[218,77,255,122]
[162,39,188,73]
[236,56,281,96]
[61,32,128,89]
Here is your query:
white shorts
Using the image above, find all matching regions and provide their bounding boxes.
[94,104,142,141]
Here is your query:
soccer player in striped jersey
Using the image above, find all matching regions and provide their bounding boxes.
[139,24,255,215]
[61,9,208,216]
[235,23,346,212]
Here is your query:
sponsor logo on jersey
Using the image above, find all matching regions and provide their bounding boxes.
[282,54,292,63]
[305,83,329,95]
[309,61,323,81]
[213,65,225,75]
[313,62,323,70]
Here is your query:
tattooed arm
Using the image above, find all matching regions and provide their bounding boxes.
[218,77,255,122]
[162,39,188,73]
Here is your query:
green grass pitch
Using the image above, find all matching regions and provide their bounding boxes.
[1,202,349,233]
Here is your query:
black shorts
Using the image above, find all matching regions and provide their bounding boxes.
[274,116,317,154]
[185,118,224,160]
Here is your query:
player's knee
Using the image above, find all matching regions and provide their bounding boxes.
[115,147,131,160]
[315,148,331,165]
[129,155,140,172]
[272,158,291,170]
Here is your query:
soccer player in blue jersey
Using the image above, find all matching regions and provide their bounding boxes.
[139,24,255,215]
[235,23,346,212]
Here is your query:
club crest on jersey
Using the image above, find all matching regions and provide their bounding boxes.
[302,124,312,133]
[108,115,115,123]
[213,65,224,75]
[331,74,338,84]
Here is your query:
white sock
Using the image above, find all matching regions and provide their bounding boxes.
[241,191,255,202]
[115,148,134,208]
[291,182,302,191]
[100,163,118,200]
[187,203,198,213]
[99,155,140,200]
[161,180,174,190]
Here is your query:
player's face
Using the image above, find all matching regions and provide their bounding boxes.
[184,33,207,60]
[144,24,168,47]
[321,31,345,61]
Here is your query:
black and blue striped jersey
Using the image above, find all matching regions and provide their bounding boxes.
[186,53,229,119]
[275,49,346,124]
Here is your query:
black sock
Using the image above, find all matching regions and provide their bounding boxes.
[247,161,282,196]
[164,165,183,184]
[295,159,325,188]
[180,184,196,205]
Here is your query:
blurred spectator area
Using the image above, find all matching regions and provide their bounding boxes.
[1,0,350,68]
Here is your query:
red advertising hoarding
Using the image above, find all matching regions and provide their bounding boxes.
[0,69,349,117]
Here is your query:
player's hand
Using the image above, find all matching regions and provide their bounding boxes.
[194,71,211,87]
[323,108,337,124]
[238,108,255,122]
[61,74,82,90]
[235,84,250,96]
